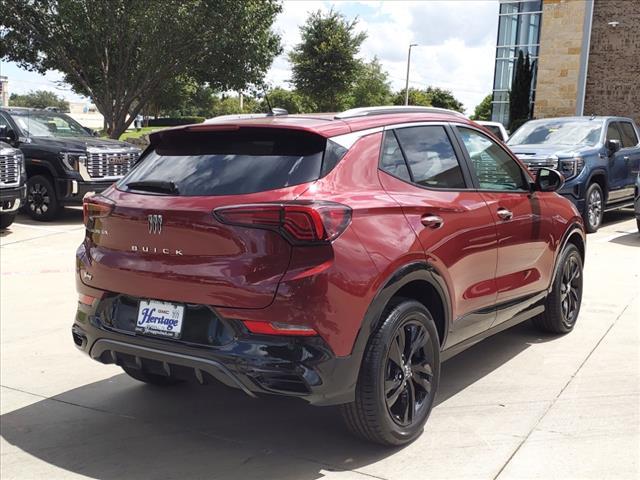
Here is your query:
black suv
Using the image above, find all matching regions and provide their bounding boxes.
[0,108,140,220]
[0,141,26,229]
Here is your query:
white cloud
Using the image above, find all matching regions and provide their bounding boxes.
[266,0,499,113]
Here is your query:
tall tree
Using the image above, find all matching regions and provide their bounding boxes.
[9,90,69,111]
[289,9,366,112]
[471,94,493,121]
[261,87,305,114]
[392,88,431,106]
[509,50,534,131]
[348,57,392,108]
[426,87,464,113]
[1,0,281,138]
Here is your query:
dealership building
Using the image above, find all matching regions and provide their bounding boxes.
[491,0,640,128]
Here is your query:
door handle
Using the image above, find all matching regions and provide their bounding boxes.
[496,208,513,221]
[421,215,444,229]
[623,156,630,162]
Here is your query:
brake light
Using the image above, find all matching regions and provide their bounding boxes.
[82,195,115,227]
[242,321,317,336]
[214,202,352,244]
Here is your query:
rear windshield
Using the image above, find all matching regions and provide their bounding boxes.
[118,129,345,196]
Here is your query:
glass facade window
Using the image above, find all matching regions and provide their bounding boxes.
[491,0,543,128]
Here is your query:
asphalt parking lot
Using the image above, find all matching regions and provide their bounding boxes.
[1,208,638,480]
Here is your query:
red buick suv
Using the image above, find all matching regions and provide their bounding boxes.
[74,107,585,446]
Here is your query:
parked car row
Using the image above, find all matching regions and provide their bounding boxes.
[2,107,638,235]
[0,107,140,224]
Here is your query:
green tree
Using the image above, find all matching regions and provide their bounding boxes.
[471,94,493,121]
[289,9,366,111]
[509,50,534,130]
[348,57,392,108]
[1,0,281,138]
[392,88,431,106]
[260,87,305,114]
[426,87,464,112]
[9,90,69,111]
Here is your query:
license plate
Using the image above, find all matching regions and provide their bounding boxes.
[136,300,185,339]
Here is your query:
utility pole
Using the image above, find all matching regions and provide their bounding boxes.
[404,43,418,106]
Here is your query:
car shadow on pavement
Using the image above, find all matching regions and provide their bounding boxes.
[13,206,84,228]
[600,208,636,229]
[0,321,558,479]
[609,231,640,247]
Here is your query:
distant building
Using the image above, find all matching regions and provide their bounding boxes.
[0,76,8,107]
[492,0,640,128]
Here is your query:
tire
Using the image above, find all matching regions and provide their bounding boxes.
[583,183,604,233]
[0,213,16,230]
[25,175,61,221]
[341,299,440,446]
[534,244,583,334]
[122,366,182,386]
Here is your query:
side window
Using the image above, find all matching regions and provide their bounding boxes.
[457,127,528,191]
[380,131,411,182]
[393,126,466,189]
[606,122,622,142]
[619,122,639,148]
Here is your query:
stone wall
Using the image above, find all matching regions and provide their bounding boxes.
[534,0,588,118]
[583,0,640,124]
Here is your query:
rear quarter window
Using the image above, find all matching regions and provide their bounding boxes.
[119,129,344,196]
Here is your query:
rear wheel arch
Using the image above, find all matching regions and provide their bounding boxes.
[352,262,451,360]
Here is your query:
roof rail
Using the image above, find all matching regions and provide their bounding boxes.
[335,106,467,120]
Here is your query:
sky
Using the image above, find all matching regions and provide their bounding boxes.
[0,0,499,114]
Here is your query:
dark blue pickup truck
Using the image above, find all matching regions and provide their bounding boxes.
[508,116,640,232]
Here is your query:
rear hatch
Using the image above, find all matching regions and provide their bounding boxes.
[80,127,337,309]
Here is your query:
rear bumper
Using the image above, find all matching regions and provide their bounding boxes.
[72,297,359,406]
[1,185,26,213]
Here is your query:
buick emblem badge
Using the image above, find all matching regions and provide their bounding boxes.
[148,214,163,234]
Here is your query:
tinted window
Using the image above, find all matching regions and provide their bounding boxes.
[458,127,527,191]
[619,122,639,148]
[606,122,622,142]
[394,126,465,189]
[119,129,326,196]
[380,131,411,182]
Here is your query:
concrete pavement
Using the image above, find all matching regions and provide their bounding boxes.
[1,208,638,480]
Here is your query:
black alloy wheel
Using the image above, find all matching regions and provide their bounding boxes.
[534,243,583,334]
[559,253,582,327]
[341,299,440,446]
[384,320,435,427]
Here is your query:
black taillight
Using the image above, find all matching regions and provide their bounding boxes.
[214,202,352,245]
[82,195,115,227]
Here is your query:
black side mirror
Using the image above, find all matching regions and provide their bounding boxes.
[606,139,621,155]
[0,128,17,144]
[534,167,565,192]
[83,127,98,137]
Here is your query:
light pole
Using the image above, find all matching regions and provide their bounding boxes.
[404,43,418,106]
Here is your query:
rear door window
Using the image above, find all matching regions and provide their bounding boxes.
[393,126,466,189]
[119,129,340,196]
